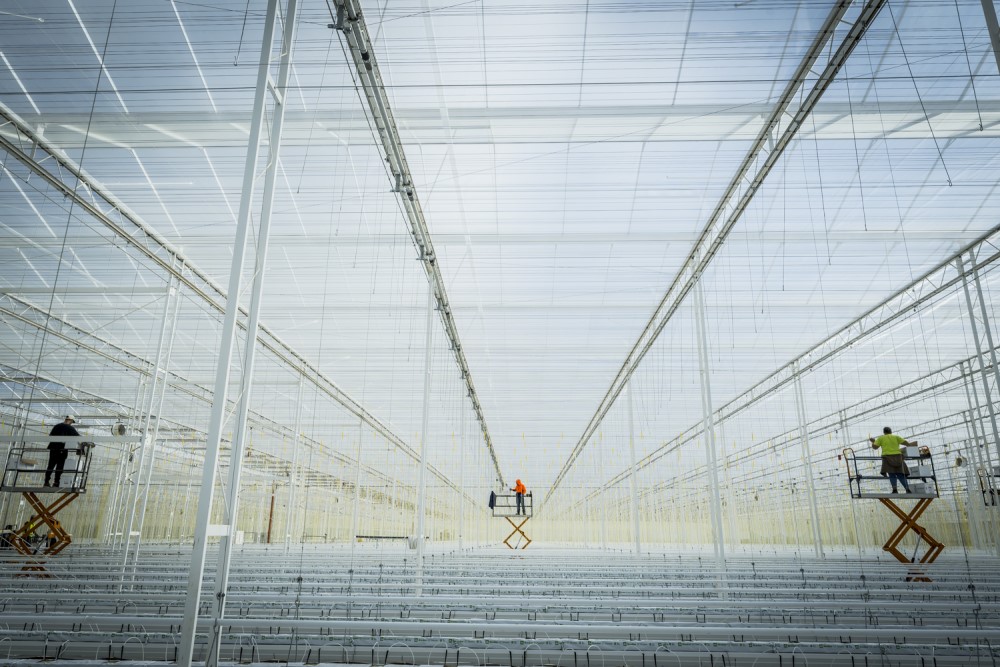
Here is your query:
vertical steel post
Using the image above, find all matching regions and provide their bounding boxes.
[113,374,150,548]
[458,404,467,551]
[598,488,604,546]
[958,253,1000,466]
[693,278,725,570]
[285,377,305,551]
[212,0,301,615]
[207,0,301,650]
[177,0,281,663]
[981,0,1000,76]
[267,483,277,544]
[962,360,1000,556]
[131,276,183,568]
[627,382,641,554]
[102,440,129,544]
[351,418,363,556]
[793,364,824,559]
[416,284,435,595]
[120,277,176,573]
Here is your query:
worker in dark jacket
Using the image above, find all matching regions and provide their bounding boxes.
[45,416,79,488]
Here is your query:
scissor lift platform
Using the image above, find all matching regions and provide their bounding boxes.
[842,445,943,582]
[2,442,93,575]
[490,492,532,549]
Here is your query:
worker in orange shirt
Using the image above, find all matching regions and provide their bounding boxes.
[511,479,527,515]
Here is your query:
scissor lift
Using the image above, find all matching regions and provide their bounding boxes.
[491,492,532,549]
[1,442,93,575]
[843,445,942,582]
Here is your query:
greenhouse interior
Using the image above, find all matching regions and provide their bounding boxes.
[0,0,999,664]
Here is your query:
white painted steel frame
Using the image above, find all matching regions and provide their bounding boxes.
[205,2,301,664]
[329,0,502,485]
[177,0,284,662]
[129,276,183,570]
[547,0,889,507]
[584,229,1000,505]
[793,364,824,559]
[416,284,435,596]
[693,279,725,568]
[0,101,464,499]
[958,251,1000,467]
[626,383,639,555]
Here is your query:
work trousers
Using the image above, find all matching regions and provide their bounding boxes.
[45,448,68,486]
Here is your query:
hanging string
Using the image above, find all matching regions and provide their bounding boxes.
[860,37,916,280]
[19,0,121,439]
[841,62,869,233]
[233,0,253,66]
[885,1,953,186]
[952,0,984,132]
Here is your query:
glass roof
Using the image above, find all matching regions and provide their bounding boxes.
[0,0,997,510]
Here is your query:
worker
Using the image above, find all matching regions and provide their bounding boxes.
[511,479,527,515]
[870,427,912,494]
[45,415,79,488]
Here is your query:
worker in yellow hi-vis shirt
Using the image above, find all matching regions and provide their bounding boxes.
[870,427,912,494]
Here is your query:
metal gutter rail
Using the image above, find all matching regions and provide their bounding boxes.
[1,544,998,664]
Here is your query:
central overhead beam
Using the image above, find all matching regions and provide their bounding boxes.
[329,0,503,485]
[544,0,888,509]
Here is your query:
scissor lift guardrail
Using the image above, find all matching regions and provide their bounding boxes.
[0,435,140,575]
[491,492,532,549]
[842,445,943,581]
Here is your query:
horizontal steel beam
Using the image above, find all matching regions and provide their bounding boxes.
[330,0,502,484]
[9,99,996,148]
[548,0,889,508]
[0,100,465,496]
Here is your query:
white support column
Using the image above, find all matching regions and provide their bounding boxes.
[981,0,1000,76]
[177,0,282,663]
[350,418,363,556]
[130,276,183,568]
[961,360,1000,556]
[958,252,1000,466]
[600,485,608,550]
[627,382,641,555]
[793,364,824,559]
[285,377,305,551]
[120,276,176,572]
[458,404,467,551]
[208,0,301,648]
[693,278,725,570]
[103,439,131,544]
[416,284,435,596]
[213,0,302,596]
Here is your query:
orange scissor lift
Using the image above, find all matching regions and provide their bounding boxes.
[1,442,93,575]
[491,492,533,549]
[842,445,943,582]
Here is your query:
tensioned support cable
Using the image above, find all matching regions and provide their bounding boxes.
[329,0,504,486]
[544,0,888,510]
